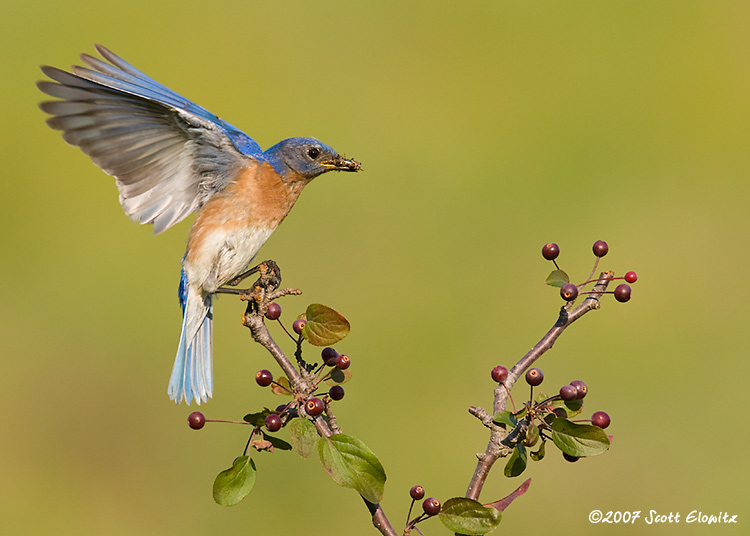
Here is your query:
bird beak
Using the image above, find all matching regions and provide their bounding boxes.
[321,155,361,172]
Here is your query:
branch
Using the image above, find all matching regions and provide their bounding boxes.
[240,261,399,536]
[464,271,614,500]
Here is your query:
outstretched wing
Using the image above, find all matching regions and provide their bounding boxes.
[37,45,266,234]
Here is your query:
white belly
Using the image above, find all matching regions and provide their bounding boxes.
[184,226,275,293]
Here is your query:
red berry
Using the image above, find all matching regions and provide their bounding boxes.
[255,369,273,387]
[570,380,588,399]
[305,397,325,416]
[292,318,306,334]
[265,302,281,320]
[264,414,282,432]
[542,242,560,261]
[525,367,544,386]
[410,485,425,500]
[592,240,609,257]
[422,497,441,516]
[321,347,339,366]
[335,354,351,370]
[624,271,638,283]
[614,284,631,302]
[559,384,577,401]
[560,283,579,301]
[591,411,611,429]
[329,385,345,400]
[491,365,509,383]
[187,411,205,430]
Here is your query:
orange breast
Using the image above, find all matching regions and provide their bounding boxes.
[185,162,307,262]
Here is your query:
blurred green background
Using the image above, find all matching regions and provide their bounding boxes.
[2,1,748,534]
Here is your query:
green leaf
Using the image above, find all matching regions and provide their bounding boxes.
[543,399,583,425]
[271,376,293,396]
[262,432,292,451]
[288,418,318,459]
[302,304,351,346]
[324,367,352,386]
[243,408,275,427]
[318,433,386,503]
[484,478,531,514]
[523,422,539,447]
[503,444,527,478]
[492,410,517,428]
[564,398,583,415]
[213,456,257,506]
[530,440,546,461]
[545,269,570,288]
[439,497,502,535]
[551,418,610,457]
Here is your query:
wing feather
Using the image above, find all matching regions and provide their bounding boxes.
[38,46,266,234]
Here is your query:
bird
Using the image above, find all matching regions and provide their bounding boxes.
[37,44,360,405]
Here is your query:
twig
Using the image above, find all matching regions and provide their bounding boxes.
[464,271,614,501]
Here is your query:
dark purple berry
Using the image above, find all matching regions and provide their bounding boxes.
[562,452,580,463]
[491,365,509,383]
[422,497,441,516]
[292,318,306,334]
[410,485,425,500]
[525,367,544,386]
[305,397,325,416]
[591,411,611,429]
[559,384,577,401]
[264,414,282,432]
[321,347,339,366]
[560,283,579,301]
[275,404,288,414]
[329,385,345,401]
[335,354,351,370]
[570,380,588,399]
[614,284,631,302]
[188,411,206,430]
[542,242,560,261]
[592,240,609,257]
[552,407,567,419]
[624,271,638,283]
[255,369,273,387]
[187,411,205,430]
[265,302,281,320]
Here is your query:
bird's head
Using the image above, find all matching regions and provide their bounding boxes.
[265,137,360,182]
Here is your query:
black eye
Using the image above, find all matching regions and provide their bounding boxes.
[307,147,320,159]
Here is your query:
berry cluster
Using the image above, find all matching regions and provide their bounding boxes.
[248,346,351,424]
[265,300,308,337]
[404,484,441,532]
[186,302,353,466]
[542,240,637,304]
[491,364,612,472]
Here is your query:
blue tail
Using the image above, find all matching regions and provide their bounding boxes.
[168,272,213,404]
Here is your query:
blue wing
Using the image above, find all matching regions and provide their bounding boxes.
[38,45,265,234]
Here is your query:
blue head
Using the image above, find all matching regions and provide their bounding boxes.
[264,137,360,182]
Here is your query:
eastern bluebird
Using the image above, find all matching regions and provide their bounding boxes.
[38,45,360,405]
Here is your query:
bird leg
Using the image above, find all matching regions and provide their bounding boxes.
[215,259,282,295]
[225,266,260,287]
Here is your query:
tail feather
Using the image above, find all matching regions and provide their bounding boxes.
[168,289,213,404]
